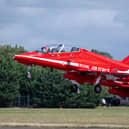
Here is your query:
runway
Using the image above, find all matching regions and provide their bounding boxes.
[0,127,115,129]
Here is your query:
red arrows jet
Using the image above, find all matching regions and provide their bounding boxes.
[14,44,129,98]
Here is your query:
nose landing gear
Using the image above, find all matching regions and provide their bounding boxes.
[27,65,32,79]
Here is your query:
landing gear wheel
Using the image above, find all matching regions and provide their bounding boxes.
[71,84,80,94]
[94,85,102,93]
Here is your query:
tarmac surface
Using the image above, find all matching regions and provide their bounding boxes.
[0,127,118,129]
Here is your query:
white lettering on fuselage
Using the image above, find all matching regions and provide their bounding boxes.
[91,66,98,71]
[80,64,110,73]
[98,67,110,72]
[79,64,90,69]
[79,64,110,72]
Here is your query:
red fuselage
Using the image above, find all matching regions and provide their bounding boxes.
[14,46,129,98]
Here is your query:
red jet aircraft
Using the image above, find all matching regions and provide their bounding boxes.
[14,44,129,98]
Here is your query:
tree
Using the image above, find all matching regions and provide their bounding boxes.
[0,45,113,107]
[0,45,26,106]
[91,49,113,59]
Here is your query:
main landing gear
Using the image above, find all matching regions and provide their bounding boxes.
[71,80,80,94]
[94,75,102,93]
[94,85,102,93]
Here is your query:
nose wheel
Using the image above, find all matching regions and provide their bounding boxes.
[94,85,102,93]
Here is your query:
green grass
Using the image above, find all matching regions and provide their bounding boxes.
[0,107,129,128]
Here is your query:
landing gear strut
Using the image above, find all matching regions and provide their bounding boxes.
[27,65,32,79]
[71,80,80,94]
[94,75,102,93]
[94,85,102,93]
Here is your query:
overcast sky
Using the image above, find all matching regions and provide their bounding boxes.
[0,0,129,60]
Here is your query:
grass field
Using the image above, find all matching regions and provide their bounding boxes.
[0,107,129,128]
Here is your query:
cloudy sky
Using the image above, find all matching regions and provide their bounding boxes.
[0,0,129,60]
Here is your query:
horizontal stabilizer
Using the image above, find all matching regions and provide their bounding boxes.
[121,55,129,65]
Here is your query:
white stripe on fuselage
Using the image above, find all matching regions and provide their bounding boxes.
[117,70,129,74]
[15,55,79,67]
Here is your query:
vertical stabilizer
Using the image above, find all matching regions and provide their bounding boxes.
[121,55,129,65]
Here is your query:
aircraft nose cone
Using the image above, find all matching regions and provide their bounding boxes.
[13,54,23,61]
[13,52,35,61]
[13,55,18,60]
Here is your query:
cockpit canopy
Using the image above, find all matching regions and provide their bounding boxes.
[35,44,80,54]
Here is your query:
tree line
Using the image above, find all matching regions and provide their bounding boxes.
[0,45,112,108]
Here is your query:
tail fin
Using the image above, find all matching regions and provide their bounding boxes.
[121,55,129,65]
